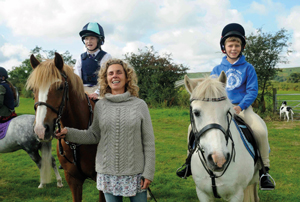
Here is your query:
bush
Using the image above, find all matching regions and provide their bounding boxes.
[125,46,188,107]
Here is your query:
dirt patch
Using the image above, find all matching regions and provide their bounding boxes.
[266,120,300,129]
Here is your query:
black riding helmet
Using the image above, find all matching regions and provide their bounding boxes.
[220,23,246,54]
[79,22,105,50]
[0,67,8,79]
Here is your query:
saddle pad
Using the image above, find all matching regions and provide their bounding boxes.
[0,119,13,140]
[233,119,255,159]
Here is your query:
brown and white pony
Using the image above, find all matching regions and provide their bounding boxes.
[26,52,105,202]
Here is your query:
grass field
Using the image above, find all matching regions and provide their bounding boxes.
[0,99,299,201]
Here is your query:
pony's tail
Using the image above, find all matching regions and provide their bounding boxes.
[40,142,52,184]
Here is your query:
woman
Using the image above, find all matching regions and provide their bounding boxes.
[56,59,155,202]
[0,67,17,122]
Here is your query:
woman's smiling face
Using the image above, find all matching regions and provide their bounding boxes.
[107,64,127,95]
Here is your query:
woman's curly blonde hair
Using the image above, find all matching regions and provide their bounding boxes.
[98,58,139,97]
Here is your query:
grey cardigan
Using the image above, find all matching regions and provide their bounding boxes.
[65,91,155,181]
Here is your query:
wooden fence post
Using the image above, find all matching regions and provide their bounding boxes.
[273,88,277,113]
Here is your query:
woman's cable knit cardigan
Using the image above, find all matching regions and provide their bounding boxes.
[65,91,155,181]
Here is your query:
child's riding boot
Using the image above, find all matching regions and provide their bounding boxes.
[259,167,275,190]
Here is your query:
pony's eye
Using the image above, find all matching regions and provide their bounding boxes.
[58,85,64,90]
[194,110,200,117]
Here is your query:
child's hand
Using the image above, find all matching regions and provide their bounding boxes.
[88,93,98,100]
[233,106,242,114]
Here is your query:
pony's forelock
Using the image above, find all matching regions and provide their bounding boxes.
[191,75,227,100]
[26,59,85,100]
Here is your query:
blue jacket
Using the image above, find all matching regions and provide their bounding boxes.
[211,55,258,110]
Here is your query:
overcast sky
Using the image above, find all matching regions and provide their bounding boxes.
[0,0,299,72]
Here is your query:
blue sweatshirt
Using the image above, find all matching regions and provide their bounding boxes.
[210,55,258,110]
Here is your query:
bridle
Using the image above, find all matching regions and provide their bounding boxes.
[33,71,93,177]
[34,72,69,138]
[189,96,236,198]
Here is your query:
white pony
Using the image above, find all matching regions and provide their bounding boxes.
[184,72,259,202]
[0,114,63,188]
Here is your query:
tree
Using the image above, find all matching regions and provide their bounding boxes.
[243,28,292,112]
[125,46,188,106]
[287,72,300,83]
[8,46,76,97]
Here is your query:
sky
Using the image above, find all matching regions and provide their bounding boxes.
[0,0,299,73]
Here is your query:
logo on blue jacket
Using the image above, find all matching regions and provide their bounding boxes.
[226,69,242,91]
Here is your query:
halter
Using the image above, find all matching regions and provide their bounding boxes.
[189,96,236,198]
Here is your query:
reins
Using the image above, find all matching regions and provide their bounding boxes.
[189,97,236,198]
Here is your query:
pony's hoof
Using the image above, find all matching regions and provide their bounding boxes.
[147,191,151,200]
[57,180,63,188]
[38,184,46,189]
[57,183,63,188]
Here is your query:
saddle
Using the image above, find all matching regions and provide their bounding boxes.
[233,114,259,164]
[0,118,15,140]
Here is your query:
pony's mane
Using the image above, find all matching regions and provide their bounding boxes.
[191,75,227,100]
[26,59,85,100]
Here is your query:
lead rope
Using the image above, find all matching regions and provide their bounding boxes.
[141,177,158,202]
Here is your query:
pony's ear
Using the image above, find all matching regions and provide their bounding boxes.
[54,52,64,71]
[30,54,40,69]
[184,75,198,94]
[218,71,227,86]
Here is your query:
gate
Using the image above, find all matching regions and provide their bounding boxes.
[273,88,300,121]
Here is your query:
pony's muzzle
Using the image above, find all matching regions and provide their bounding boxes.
[208,152,230,171]
[34,123,54,142]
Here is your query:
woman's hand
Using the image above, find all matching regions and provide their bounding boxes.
[55,128,68,139]
[141,178,151,190]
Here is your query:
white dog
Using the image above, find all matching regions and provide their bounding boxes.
[280,101,294,122]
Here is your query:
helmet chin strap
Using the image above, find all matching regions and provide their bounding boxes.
[86,46,98,52]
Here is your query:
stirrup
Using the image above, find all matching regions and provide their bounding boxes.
[259,173,276,190]
[176,164,189,179]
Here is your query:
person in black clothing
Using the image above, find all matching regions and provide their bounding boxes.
[0,67,17,122]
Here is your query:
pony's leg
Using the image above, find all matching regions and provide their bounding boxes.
[51,155,63,188]
[286,112,289,122]
[64,172,85,202]
[98,190,105,202]
[147,191,151,200]
[26,150,44,188]
[195,187,214,202]
[243,183,259,202]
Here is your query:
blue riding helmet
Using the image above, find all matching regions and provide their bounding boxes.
[0,67,8,79]
[79,22,105,48]
[220,23,246,53]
